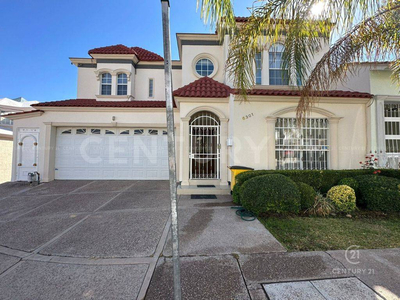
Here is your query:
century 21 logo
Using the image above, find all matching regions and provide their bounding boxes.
[345,245,361,265]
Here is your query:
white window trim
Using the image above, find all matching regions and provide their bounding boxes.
[255,51,262,85]
[117,73,128,96]
[149,78,154,98]
[99,73,112,96]
[275,117,330,170]
[268,43,289,86]
[192,53,218,78]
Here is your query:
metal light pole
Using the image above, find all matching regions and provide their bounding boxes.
[161,1,182,299]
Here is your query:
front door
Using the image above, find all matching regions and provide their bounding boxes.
[16,128,39,181]
[189,111,220,179]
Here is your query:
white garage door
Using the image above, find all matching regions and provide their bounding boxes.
[55,127,169,180]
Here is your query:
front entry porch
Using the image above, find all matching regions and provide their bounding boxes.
[180,107,229,189]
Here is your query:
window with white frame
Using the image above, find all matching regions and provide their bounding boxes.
[101,73,112,95]
[275,118,329,170]
[384,103,400,154]
[269,44,289,85]
[195,58,214,77]
[0,111,13,125]
[149,78,154,98]
[117,73,128,95]
[255,52,262,85]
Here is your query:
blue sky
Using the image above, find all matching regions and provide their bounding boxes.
[0,0,252,102]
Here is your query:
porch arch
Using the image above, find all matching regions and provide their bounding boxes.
[181,107,228,186]
[184,106,227,120]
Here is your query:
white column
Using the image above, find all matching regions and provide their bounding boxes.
[111,74,117,95]
[220,118,229,186]
[329,117,342,169]
[266,116,277,169]
[376,97,386,153]
[42,124,56,182]
[262,49,269,85]
[181,117,190,186]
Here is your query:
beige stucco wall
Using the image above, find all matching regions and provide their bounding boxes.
[0,139,13,183]
[181,45,225,86]
[231,98,369,170]
[370,70,400,96]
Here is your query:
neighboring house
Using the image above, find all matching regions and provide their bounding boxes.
[336,62,400,168]
[0,97,37,183]
[7,18,374,191]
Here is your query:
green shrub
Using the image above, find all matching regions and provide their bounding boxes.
[232,184,241,204]
[354,175,400,212]
[296,182,317,210]
[327,185,357,213]
[338,177,359,192]
[240,174,301,215]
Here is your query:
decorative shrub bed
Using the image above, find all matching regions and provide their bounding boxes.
[327,185,357,213]
[240,174,301,215]
[233,169,400,205]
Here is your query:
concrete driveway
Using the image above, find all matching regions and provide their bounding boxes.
[0,180,285,300]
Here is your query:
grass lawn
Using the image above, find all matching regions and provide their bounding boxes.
[260,214,400,251]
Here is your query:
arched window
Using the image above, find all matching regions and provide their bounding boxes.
[255,52,262,85]
[101,73,112,95]
[269,44,289,85]
[117,73,128,95]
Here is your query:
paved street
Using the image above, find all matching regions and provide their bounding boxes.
[0,181,399,299]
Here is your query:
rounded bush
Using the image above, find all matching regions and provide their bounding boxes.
[354,175,400,212]
[232,184,241,204]
[338,177,359,192]
[296,182,317,210]
[327,185,356,213]
[240,174,301,215]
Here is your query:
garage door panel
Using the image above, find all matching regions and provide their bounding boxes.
[55,128,169,180]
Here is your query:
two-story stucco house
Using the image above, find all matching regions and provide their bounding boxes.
[7,18,374,192]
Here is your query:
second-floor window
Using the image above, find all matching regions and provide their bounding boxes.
[255,52,262,85]
[149,78,154,98]
[269,44,289,85]
[117,73,128,95]
[101,73,112,95]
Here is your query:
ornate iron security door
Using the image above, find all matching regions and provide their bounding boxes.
[189,111,220,179]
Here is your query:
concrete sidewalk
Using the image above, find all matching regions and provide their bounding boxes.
[147,248,400,300]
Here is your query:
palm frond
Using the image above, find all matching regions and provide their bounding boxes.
[197,0,236,35]
[297,2,400,119]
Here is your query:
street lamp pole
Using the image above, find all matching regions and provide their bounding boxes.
[161,1,182,299]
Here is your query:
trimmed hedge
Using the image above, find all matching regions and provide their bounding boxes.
[354,175,400,211]
[296,182,317,210]
[232,169,400,204]
[240,174,301,214]
[327,185,357,213]
[338,177,359,192]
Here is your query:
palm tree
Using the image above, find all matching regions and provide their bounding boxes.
[198,0,400,119]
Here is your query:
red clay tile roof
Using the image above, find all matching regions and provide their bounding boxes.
[88,45,136,55]
[173,77,232,98]
[131,47,164,61]
[235,17,250,22]
[32,99,175,108]
[236,89,372,98]
[88,45,163,61]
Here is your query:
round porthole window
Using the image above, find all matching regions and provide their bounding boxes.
[195,58,214,77]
